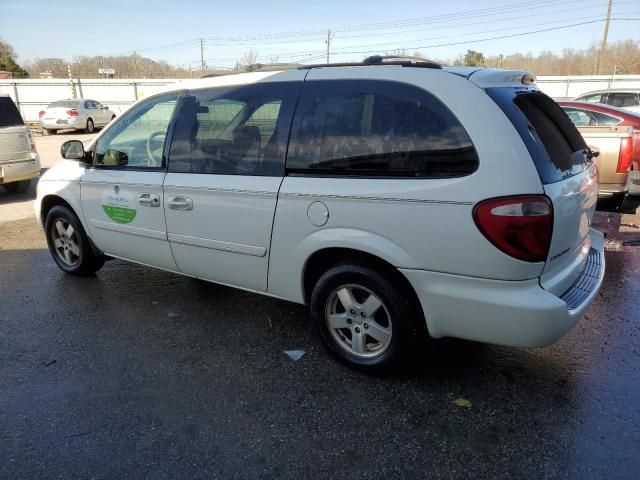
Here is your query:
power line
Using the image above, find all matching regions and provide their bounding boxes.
[327,18,640,58]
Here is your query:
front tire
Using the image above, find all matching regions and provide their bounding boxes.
[310,262,419,371]
[85,118,95,133]
[44,205,105,276]
[3,180,31,194]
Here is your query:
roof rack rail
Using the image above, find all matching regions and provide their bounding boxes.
[201,63,301,78]
[299,55,442,70]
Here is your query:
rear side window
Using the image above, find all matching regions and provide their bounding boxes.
[0,96,24,127]
[590,111,621,126]
[607,93,639,108]
[487,89,590,184]
[287,80,478,177]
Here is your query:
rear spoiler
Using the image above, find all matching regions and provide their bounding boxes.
[444,67,536,89]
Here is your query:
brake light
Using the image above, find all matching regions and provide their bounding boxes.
[473,195,553,263]
[616,137,634,173]
[66,109,79,117]
[39,111,45,118]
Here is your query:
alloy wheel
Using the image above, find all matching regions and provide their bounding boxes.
[51,219,80,266]
[325,284,392,358]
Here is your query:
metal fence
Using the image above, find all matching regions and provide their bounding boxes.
[2,75,640,122]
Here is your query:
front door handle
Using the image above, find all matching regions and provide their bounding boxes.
[138,193,160,207]
[167,195,193,211]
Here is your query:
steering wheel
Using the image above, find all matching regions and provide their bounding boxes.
[146,131,166,167]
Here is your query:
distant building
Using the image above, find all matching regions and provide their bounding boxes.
[0,71,13,79]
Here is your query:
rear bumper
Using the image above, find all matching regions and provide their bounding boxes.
[0,155,41,184]
[598,186,628,198]
[40,118,84,130]
[401,229,605,348]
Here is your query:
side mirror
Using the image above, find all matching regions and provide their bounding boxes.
[101,105,109,110]
[61,140,86,161]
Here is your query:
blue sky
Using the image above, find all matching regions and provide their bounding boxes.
[0,0,638,68]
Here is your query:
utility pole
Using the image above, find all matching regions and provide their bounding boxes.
[200,38,206,73]
[133,51,137,78]
[326,30,331,64]
[595,0,613,74]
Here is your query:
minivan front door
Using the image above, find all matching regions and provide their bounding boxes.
[81,92,181,271]
[163,78,303,291]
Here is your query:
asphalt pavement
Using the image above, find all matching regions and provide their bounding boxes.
[1,138,640,478]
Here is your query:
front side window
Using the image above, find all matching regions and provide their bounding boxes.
[562,107,595,126]
[94,93,179,168]
[286,80,478,177]
[578,93,604,104]
[168,82,300,176]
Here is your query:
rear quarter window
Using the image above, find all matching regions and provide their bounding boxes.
[487,88,590,184]
[287,79,478,178]
[0,96,24,127]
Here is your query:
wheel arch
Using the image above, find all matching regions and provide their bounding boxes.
[301,247,424,327]
[40,194,103,257]
[40,194,74,226]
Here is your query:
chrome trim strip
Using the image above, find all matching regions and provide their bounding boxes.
[91,220,166,240]
[168,233,267,257]
[81,181,162,188]
[164,185,275,196]
[279,192,473,205]
[0,158,35,165]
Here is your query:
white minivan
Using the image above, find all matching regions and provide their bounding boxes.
[35,58,605,370]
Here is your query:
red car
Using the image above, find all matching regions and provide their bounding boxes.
[558,101,640,195]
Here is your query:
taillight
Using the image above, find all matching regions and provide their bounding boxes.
[66,109,79,117]
[26,130,37,152]
[39,111,45,118]
[473,195,553,263]
[632,131,640,170]
[616,137,634,173]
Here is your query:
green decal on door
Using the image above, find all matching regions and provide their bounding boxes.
[102,205,137,224]
[102,184,137,224]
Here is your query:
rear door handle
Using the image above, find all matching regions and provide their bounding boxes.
[167,195,193,211]
[138,193,160,207]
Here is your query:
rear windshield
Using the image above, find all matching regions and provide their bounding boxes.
[0,96,24,127]
[487,88,590,184]
[48,100,80,108]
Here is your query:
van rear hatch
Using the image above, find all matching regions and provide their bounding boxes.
[487,87,599,296]
[0,96,31,164]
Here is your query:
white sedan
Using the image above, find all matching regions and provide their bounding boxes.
[39,99,116,134]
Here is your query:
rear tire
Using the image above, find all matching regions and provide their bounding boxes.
[85,118,95,133]
[2,180,31,194]
[44,205,105,276]
[310,262,420,371]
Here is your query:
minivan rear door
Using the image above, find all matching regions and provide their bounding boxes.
[487,88,599,296]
